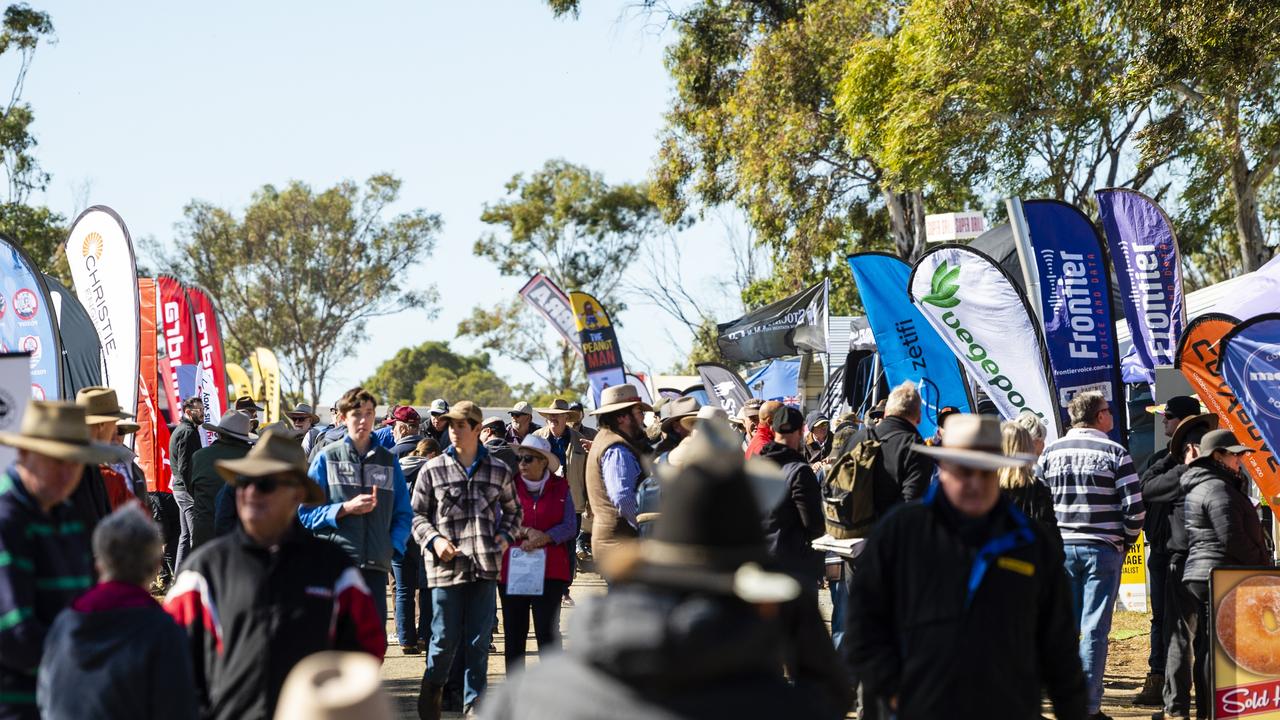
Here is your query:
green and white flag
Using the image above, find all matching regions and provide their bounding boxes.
[908,244,1061,441]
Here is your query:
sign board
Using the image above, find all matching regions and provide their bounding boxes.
[1118,531,1148,612]
[1211,567,1280,718]
[925,212,987,243]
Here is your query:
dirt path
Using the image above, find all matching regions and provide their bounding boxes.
[379,576,1161,719]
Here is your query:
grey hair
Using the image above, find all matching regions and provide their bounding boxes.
[884,381,921,418]
[93,505,163,586]
[1068,391,1108,428]
[1013,410,1047,441]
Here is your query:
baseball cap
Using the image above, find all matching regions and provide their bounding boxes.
[509,401,533,417]
[428,399,449,416]
[391,406,421,425]
[937,406,962,426]
[443,401,483,425]
[1199,429,1253,456]
[771,406,805,435]
[481,416,506,432]
[1148,395,1201,420]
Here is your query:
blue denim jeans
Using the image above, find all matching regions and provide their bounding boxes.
[392,542,430,645]
[1063,542,1123,714]
[363,569,388,628]
[829,577,847,653]
[426,580,497,708]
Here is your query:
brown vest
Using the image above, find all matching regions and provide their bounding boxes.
[586,426,646,561]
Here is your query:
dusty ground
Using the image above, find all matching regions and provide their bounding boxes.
[379,574,1162,719]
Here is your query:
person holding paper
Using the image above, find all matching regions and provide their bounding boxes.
[500,434,575,673]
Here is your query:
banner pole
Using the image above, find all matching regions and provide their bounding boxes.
[869,353,882,405]
[1006,197,1042,323]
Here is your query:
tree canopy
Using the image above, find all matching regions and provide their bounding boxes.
[160,174,441,406]
[364,340,514,407]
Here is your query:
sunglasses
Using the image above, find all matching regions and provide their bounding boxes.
[234,475,296,494]
[516,455,542,465]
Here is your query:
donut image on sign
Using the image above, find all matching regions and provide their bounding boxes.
[19,335,39,365]
[1216,575,1280,677]
[12,289,37,321]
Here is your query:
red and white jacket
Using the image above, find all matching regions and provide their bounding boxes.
[164,520,384,720]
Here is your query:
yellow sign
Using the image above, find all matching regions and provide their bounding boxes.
[569,292,612,332]
[1118,531,1147,612]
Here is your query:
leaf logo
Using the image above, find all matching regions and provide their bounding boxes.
[922,261,961,308]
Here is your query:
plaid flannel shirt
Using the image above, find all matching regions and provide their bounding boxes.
[411,445,522,588]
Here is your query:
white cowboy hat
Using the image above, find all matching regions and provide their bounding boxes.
[516,434,561,475]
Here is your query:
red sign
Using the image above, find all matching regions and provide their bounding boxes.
[157,276,198,419]
[185,286,228,424]
[1218,679,1280,718]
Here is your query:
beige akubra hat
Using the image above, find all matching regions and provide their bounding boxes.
[0,400,125,465]
[76,386,134,425]
[589,384,653,416]
[914,414,1036,470]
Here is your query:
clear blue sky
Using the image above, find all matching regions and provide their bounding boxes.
[22,1,743,401]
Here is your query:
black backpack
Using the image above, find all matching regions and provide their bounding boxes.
[820,427,884,539]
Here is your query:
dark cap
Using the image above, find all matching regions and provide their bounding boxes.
[804,410,829,429]
[937,406,961,425]
[1152,395,1200,420]
[771,406,805,435]
[235,395,264,412]
[1199,429,1253,456]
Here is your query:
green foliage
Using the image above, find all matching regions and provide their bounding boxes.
[158,174,441,406]
[413,365,514,407]
[363,340,498,405]
[1125,0,1280,273]
[462,160,660,395]
[0,202,67,282]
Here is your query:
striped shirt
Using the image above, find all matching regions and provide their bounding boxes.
[1037,428,1145,550]
[0,470,93,716]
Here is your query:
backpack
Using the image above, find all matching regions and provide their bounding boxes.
[820,427,883,539]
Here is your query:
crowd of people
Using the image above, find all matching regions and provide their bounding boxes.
[0,375,1272,719]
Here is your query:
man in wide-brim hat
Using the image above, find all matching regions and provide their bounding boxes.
[1139,411,1217,717]
[848,414,1085,719]
[285,403,322,454]
[0,400,121,720]
[483,423,853,720]
[164,428,384,720]
[192,411,257,545]
[584,385,653,563]
[653,396,700,456]
[71,386,138,536]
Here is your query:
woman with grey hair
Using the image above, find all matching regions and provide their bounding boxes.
[1013,410,1048,456]
[37,505,198,719]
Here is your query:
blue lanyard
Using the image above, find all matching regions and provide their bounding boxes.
[923,482,1037,608]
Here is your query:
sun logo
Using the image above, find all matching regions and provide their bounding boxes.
[81,232,104,259]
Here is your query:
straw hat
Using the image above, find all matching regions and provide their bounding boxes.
[115,421,140,436]
[215,427,324,504]
[75,386,134,425]
[273,651,393,720]
[201,411,257,444]
[589,384,652,416]
[0,400,125,465]
[913,414,1034,470]
[535,398,579,423]
[515,434,561,475]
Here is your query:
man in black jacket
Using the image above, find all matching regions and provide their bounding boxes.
[842,381,936,505]
[1145,414,1214,720]
[169,396,204,571]
[848,414,1085,720]
[164,429,384,720]
[1135,396,1202,705]
[760,405,824,581]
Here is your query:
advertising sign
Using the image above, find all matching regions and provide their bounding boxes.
[1211,567,1280,718]
[569,291,626,407]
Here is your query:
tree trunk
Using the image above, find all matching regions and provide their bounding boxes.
[1224,102,1269,273]
[884,188,928,261]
